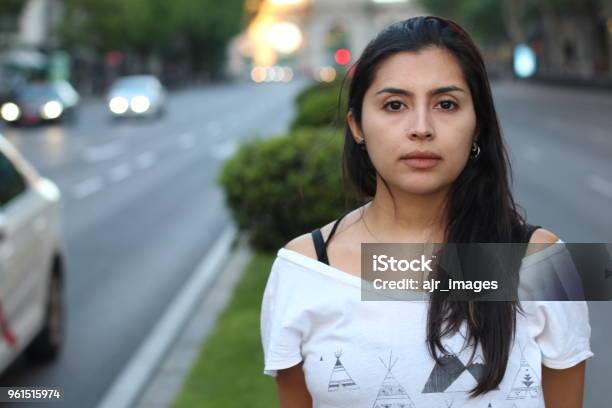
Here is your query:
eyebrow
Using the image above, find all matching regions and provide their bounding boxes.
[375,85,466,96]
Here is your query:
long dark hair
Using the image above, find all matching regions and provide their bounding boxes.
[341,16,528,397]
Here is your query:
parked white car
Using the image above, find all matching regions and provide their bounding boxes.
[106,75,166,118]
[0,134,65,374]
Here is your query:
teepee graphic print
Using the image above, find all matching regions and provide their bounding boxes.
[371,352,416,408]
[327,350,359,392]
[506,344,540,400]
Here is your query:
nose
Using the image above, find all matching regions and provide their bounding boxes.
[407,107,433,140]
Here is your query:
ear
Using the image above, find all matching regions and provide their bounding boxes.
[347,109,364,143]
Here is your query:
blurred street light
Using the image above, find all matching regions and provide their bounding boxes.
[317,66,336,82]
[270,0,304,4]
[513,44,537,78]
[246,0,307,67]
[266,22,303,54]
[250,65,294,83]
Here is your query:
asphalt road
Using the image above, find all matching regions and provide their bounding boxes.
[0,78,610,407]
[492,80,612,407]
[0,79,305,407]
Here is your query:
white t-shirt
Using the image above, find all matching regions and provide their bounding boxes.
[260,240,594,408]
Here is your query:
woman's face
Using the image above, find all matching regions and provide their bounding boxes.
[348,46,477,195]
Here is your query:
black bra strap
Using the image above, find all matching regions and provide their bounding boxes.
[311,212,349,265]
[311,228,328,264]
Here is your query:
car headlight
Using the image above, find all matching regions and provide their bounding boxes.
[130,96,150,114]
[109,96,129,114]
[41,100,64,119]
[1,102,21,122]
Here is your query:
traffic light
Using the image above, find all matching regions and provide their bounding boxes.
[334,48,351,65]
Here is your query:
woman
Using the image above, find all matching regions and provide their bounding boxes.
[260,16,593,407]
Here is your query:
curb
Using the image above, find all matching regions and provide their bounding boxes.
[135,235,252,408]
[97,225,239,408]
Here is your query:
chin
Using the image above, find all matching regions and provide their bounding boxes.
[397,181,447,195]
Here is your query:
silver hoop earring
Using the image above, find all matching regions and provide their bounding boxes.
[470,141,480,161]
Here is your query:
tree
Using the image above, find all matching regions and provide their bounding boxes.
[0,0,25,19]
[0,0,27,49]
[59,0,246,78]
[418,0,509,45]
[170,0,245,77]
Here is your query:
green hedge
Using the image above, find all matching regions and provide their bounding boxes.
[294,80,343,107]
[218,127,351,252]
[290,80,348,131]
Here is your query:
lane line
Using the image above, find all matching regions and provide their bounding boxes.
[72,177,104,199]
[108,163,132,183]
[134,151,157,170]
[83,142,125,163]
[586,174,612,199]
[96,225,236,408]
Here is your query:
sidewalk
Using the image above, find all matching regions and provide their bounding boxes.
[135,237,252,408]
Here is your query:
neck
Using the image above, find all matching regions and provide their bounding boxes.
[364,178,449,243]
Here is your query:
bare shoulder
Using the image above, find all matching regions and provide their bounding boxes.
[283,216,352,261]
[529,228,560,244]
[525,227,560,256]
[283,232,318,260]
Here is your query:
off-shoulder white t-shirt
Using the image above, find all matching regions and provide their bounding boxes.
[260,240,594,408]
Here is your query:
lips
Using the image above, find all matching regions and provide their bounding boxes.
[399,150,442,160]
[399,151,442,169]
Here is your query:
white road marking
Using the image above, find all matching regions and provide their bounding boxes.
[179,131,196,149]
[83,142,125,162]
[72,177,104,199]
[96,225,236,408]
[586,174,612,199]
[134,151,156,170]
[108,163,132,183]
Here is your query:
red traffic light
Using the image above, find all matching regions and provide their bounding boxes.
[334,48,351,65]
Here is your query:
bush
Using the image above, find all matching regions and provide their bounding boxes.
[290,80,348,131]
[218,127,353,252]
[294,80,343,107]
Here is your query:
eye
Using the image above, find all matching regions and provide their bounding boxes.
[437,100,458,111]
[383,100,404,112]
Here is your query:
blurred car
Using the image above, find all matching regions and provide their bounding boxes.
[107,75,166,118]
[0,133,65,373]
[0,80,79,125]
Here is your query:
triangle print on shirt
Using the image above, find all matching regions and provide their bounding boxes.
[327,350,359,392]
[422,343,499,394]
[506,343,541,401]
[372,351,417,408]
